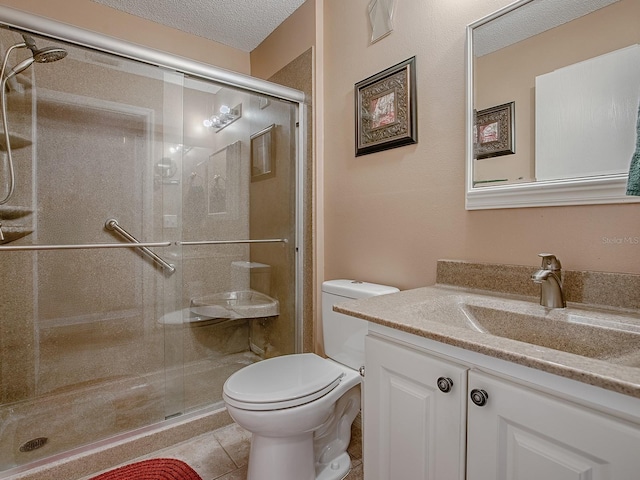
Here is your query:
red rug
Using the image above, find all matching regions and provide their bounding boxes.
[89,458,203,480]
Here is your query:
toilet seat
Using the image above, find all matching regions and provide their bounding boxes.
[223,353,346,411]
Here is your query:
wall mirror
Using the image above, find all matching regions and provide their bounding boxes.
[466,0,640,209]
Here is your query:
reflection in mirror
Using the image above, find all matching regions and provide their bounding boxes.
[466,0,640,209]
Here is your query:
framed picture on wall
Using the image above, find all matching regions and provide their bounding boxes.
[474,102,515,159]
[355,56,417,156]
[251,124,275,181]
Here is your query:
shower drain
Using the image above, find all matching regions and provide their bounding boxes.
[19,437,48,452]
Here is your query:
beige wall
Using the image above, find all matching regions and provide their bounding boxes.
[322,0,640,293]
[250,0,315,80]
[0,0,250,74]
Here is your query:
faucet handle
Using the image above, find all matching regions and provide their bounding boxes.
[538,253,562,270]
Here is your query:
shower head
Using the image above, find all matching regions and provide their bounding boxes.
[21,35,67,63]
[0,35,67,205]
[3,39,67,81]
[4,47,67,81]
[33,46,67,64]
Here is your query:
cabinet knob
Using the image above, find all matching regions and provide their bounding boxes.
[470,388,489,406]
[437,377,454,393]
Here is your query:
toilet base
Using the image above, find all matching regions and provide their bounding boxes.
[247,432,315,480]
[316,451,351,480]
[246,434,352,480]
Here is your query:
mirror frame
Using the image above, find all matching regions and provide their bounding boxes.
[465,0,640,210]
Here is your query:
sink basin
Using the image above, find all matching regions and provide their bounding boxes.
[334,285,640,397]
[460,304,640,364]
[190,290,279,319]
[392,289,640,368]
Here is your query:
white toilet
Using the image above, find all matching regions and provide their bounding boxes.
[222,280,399,480]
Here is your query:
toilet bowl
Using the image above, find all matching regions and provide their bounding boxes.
[222,280,399,480]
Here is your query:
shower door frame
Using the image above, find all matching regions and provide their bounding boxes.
[0,4,307,377]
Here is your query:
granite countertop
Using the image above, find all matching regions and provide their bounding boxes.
[334,285,640,399]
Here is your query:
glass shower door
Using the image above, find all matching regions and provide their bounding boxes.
[0,24,301,473]
[0,30,185,470]
[176,78,299,412]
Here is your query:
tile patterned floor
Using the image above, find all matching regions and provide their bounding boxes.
[86,423,363,480]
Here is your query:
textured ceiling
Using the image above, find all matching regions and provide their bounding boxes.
[474,0,619,57]
[91,0,307,52]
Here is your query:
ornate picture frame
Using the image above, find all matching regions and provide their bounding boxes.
[355,56,417,156]
[474,102,515,159]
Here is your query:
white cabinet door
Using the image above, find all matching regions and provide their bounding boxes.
[467,370,640,480]
[364,334,468,480]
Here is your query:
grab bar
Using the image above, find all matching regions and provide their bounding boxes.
[177,238,288,246]
[105,218,176,275]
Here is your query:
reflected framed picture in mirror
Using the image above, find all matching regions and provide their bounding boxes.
[475,102,515,159]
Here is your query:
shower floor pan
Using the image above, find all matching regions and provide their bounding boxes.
[0,351,259,472]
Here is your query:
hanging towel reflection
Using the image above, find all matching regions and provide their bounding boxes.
[626,101,640,196]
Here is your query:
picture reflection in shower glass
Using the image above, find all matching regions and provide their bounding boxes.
[251,124,275,181]
[207,146,228,215]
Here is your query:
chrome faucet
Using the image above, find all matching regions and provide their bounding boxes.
[531,253,566,308]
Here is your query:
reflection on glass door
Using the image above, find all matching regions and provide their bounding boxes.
[178,78,298,412]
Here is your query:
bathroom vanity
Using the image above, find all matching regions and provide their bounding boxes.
[335,276,640,479]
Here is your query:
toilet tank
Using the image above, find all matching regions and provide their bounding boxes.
[322,280,399,370]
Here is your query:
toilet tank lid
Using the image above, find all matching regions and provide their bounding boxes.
[322,280,399,299]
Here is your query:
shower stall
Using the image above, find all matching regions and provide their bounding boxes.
[0,7,306,474]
